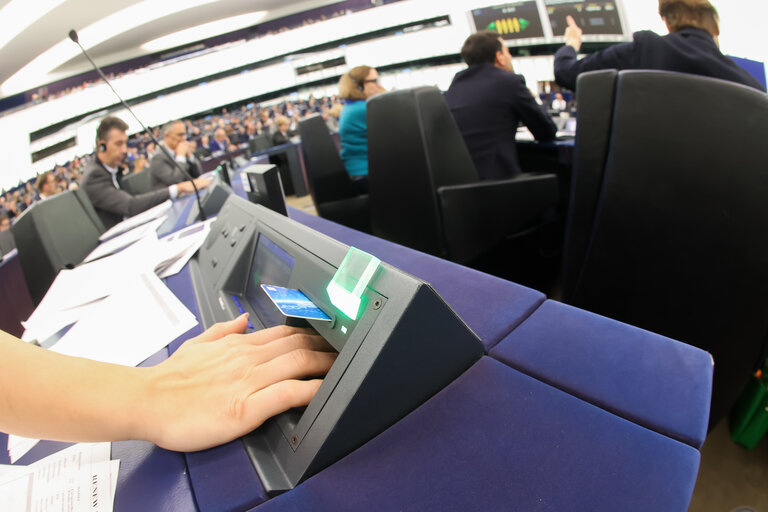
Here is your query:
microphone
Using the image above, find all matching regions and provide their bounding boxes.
[68,29,207,221]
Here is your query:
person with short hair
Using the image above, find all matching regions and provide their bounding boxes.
[444,31,557,180]
[81,116,210,230]
[554,0,765,92]
[337,65,386,181]
[149,120,203,189]
[35,171,57,200]
[0,213,10,232]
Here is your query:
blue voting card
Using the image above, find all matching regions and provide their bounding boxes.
[261,284,332,321]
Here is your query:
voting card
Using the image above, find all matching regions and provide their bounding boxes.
[260,285,332,321]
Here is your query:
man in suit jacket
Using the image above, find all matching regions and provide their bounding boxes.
[149,120,203,190]
[82,116,210,230]
[445,31,557,180]
[554,0,765,92]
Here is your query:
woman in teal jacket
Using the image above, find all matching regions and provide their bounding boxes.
[337,65,386,190]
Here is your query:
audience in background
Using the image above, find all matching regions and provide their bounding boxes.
[550,92,567,112]
[34,172,58,201]
[81,116,209,230]
[149,120,203,190]
[445,31,556,180]
[271,116,295,146]
[0,213,9,232]
[554,0,765,92]
[337,66,386,188]
[1,94,345,226]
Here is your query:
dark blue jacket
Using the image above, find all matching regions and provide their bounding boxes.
[555,28,765,92]
[445,64,557,180]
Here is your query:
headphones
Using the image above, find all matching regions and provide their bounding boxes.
[98,141,106,152]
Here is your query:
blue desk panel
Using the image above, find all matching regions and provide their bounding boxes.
[253,357,700,512]
[490,300,712,449]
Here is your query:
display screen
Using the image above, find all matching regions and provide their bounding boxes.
[545,0,624,36]
[471,1,546,41]
[244,234,295,327]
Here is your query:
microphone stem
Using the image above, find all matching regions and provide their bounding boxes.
[72,39,206,221]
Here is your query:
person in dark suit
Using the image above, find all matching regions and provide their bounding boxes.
[445,31,557,180]
[82,116,210,230]
[271,116,294,146]
[554,0,765,92]
[149,120,203,190]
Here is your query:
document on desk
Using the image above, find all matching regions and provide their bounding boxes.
[84,217,165,264]
[155,219,214,278]
[50,272,197,367]
[21,235,166,343]
[98,199,171,242]
[0,442,118,512]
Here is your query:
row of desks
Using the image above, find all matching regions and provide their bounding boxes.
[1,152,712,511]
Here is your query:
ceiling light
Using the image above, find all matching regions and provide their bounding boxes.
[1,0,219,97]
[142,11,268,52]
[0,0,67,51]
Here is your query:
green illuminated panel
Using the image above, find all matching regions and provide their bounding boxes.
[327,247,380,320]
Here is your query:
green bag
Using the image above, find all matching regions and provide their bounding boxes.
[730,362,768,450]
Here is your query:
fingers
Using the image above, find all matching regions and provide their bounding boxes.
[256,332,335,362]
[240,325,320,347]
[190,313,248,344]
[253,349,337,389]
[244,379,324,428]
[566,15,578,29]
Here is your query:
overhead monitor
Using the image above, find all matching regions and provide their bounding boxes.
[545,0,626,41]
[470,1,547,44]
[468,0,629,46]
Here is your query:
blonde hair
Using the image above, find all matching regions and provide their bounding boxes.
[338,65,373,100]
[659,0,719,37]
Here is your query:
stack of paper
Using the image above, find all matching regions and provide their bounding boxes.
[98,200,172,242]
[0,443,118,512]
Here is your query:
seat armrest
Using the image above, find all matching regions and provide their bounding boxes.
[437,173,559,264]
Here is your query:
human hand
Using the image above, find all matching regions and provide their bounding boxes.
[139,316,337,451]
[565,15,582,52]
[177,177,212,195]
[175,140,191,157]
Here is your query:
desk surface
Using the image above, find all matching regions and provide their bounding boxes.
[5,187,712,512]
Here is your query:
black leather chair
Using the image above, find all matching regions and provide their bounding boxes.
[121,169,152,196]
[298,114,370,233]
[562,69,768,428]
[366,86,559,265]
[11,191,104,304]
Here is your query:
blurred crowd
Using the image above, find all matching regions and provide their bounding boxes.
[0,95,343,231]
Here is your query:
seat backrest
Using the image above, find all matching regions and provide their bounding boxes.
[0,229,15,256]
[565,70,768,427]
[121,169,153,196]
[249,133,273,153]
[366,87,478,257]
[73,188,106,233]
[298,114,358,205]
[561,70,617,300]
[11,190,104,304]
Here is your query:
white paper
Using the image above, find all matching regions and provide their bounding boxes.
[7,435,40,464]
[98,200,172,242]
[0,443,117,512]
[155,219,213,278]
[50,272,197,367]
[84,217,165,264]
[0,464,28,478]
